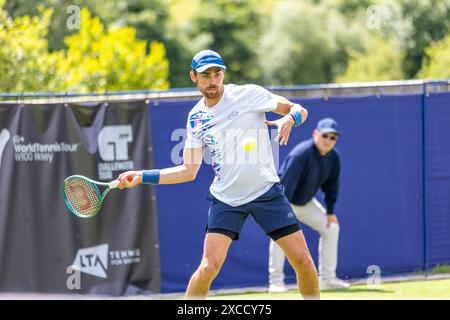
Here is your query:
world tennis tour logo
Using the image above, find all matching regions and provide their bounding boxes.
[97,125,134,180]
[10,134,79,163]
[0,129,10,168]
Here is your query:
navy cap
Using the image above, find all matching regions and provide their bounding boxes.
[191,50,227,73]
[317,118,339,135]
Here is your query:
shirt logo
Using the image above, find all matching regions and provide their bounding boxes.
[190,111,214,129]
[227,111,239,120]
[287,212,295,219]
[189,111,215,139]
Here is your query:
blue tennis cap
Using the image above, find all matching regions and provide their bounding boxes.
[317,118,339,135]
[191,50,227,73]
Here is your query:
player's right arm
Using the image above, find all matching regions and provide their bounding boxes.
[158,146,205,184]
[117,146,204,189]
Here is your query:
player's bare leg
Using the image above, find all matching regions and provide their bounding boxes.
[185,233,232,299]
[276,230,320,299]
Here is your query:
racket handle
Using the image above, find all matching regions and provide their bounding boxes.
[109,176,133,189]
[109,180,120,189]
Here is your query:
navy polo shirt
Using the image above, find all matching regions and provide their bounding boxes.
[279,138,340,214]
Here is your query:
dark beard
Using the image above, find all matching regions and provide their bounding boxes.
[205,91,219,99]
[202,87,220,99]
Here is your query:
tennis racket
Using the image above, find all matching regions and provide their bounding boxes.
[62,175,131,218]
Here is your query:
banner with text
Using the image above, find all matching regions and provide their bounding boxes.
[0,101,160,295]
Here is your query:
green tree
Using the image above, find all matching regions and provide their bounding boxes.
[329,0,375,16]
[89,0,169,42]
[337,0,450,79]
[418,34,450,79]
[398,0,450,78]
[5,0,85,51]
[0,3,57,92]
[84,0,190,88]
[5,0,172,52]
[335,35,404,82]
[0,4,169,93]
[56,8,169,92]
[258,0,367,85]
[188,0,265,84]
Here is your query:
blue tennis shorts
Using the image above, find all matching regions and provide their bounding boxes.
[206,183,300,241]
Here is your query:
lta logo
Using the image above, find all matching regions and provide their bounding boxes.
[0,129,10,167]
[68,243,141,282]
[72,244,109,279]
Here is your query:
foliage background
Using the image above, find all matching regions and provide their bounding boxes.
[1,0,449,92]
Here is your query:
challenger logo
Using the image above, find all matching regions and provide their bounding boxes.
[97,125,134,180]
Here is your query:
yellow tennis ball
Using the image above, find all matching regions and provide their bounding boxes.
[243,137,257,152]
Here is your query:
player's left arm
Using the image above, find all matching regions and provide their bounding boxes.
[264,95,308,145]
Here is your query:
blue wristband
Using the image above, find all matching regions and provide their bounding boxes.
[142,169,160,185]
[289,106,303,127]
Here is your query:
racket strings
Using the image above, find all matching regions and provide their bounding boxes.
[64,177,101,216]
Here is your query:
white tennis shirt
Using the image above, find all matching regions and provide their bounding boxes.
[185,84,280,207]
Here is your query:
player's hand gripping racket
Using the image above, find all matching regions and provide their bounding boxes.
[62,175,132,218]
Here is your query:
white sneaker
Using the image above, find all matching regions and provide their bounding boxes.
[319,277,351,290]
[268,283,288,293]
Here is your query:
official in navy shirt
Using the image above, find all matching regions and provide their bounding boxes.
[268,118,350,292]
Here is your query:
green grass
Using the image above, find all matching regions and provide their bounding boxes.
[210,278,450,300]
[415,265,450,275]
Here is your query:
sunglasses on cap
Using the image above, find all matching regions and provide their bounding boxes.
[321,133,338,141]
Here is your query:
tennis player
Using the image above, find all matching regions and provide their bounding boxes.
[117,50,320,299]
[268,118,350,292]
